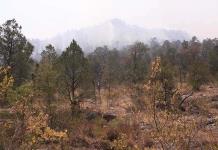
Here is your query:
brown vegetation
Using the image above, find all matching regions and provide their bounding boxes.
[0,19,218,149]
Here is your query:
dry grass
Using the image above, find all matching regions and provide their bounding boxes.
[1,84,218,149]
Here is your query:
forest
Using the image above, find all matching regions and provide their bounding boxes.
[0,19,218,150]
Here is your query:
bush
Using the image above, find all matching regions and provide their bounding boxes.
[188,60,209,91]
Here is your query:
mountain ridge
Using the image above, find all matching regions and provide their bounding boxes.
[30,19,190,59]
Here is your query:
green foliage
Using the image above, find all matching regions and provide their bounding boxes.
[34,44,58,104]
[104,49,122,86]
[0,19,33,86]
[6,82,33,104]
[1,18,218,149]
[158,58,176,106]
[128,42,150,84]
[88,46,110,85]
[59,40,89,114]
[188,60,209,91]
[0,66,14,106]
[208,46,218,75]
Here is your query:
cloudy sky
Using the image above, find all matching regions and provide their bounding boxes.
[0,0,218,39]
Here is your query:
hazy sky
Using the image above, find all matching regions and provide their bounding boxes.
[1,0,218,39]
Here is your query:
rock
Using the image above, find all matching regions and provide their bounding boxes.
[85,111,102,121]
[200,93,206,96]
[103,113,116,122]
[179,106,186,112]
[190,105,200,115]
[206,118,216,126]
[110,107,114,110]
[211,95,218,102]
[156,103,167,110]
[107,129,119,141]
[138,122,153,131]
[143,138,154,148]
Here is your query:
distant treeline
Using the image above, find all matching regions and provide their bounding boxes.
[0,19,218,111]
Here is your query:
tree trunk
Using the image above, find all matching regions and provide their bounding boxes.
[97,81,101,105]
[179,68,182,86]
[92,80,97,102]
[69,88,80,117]
[47,93,53,127]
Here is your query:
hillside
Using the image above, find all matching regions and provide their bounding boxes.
[30,19,190,59]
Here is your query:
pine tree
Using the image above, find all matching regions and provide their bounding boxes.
[0,19,33,86]
[34,44,58,116]
[59,40,88,115]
